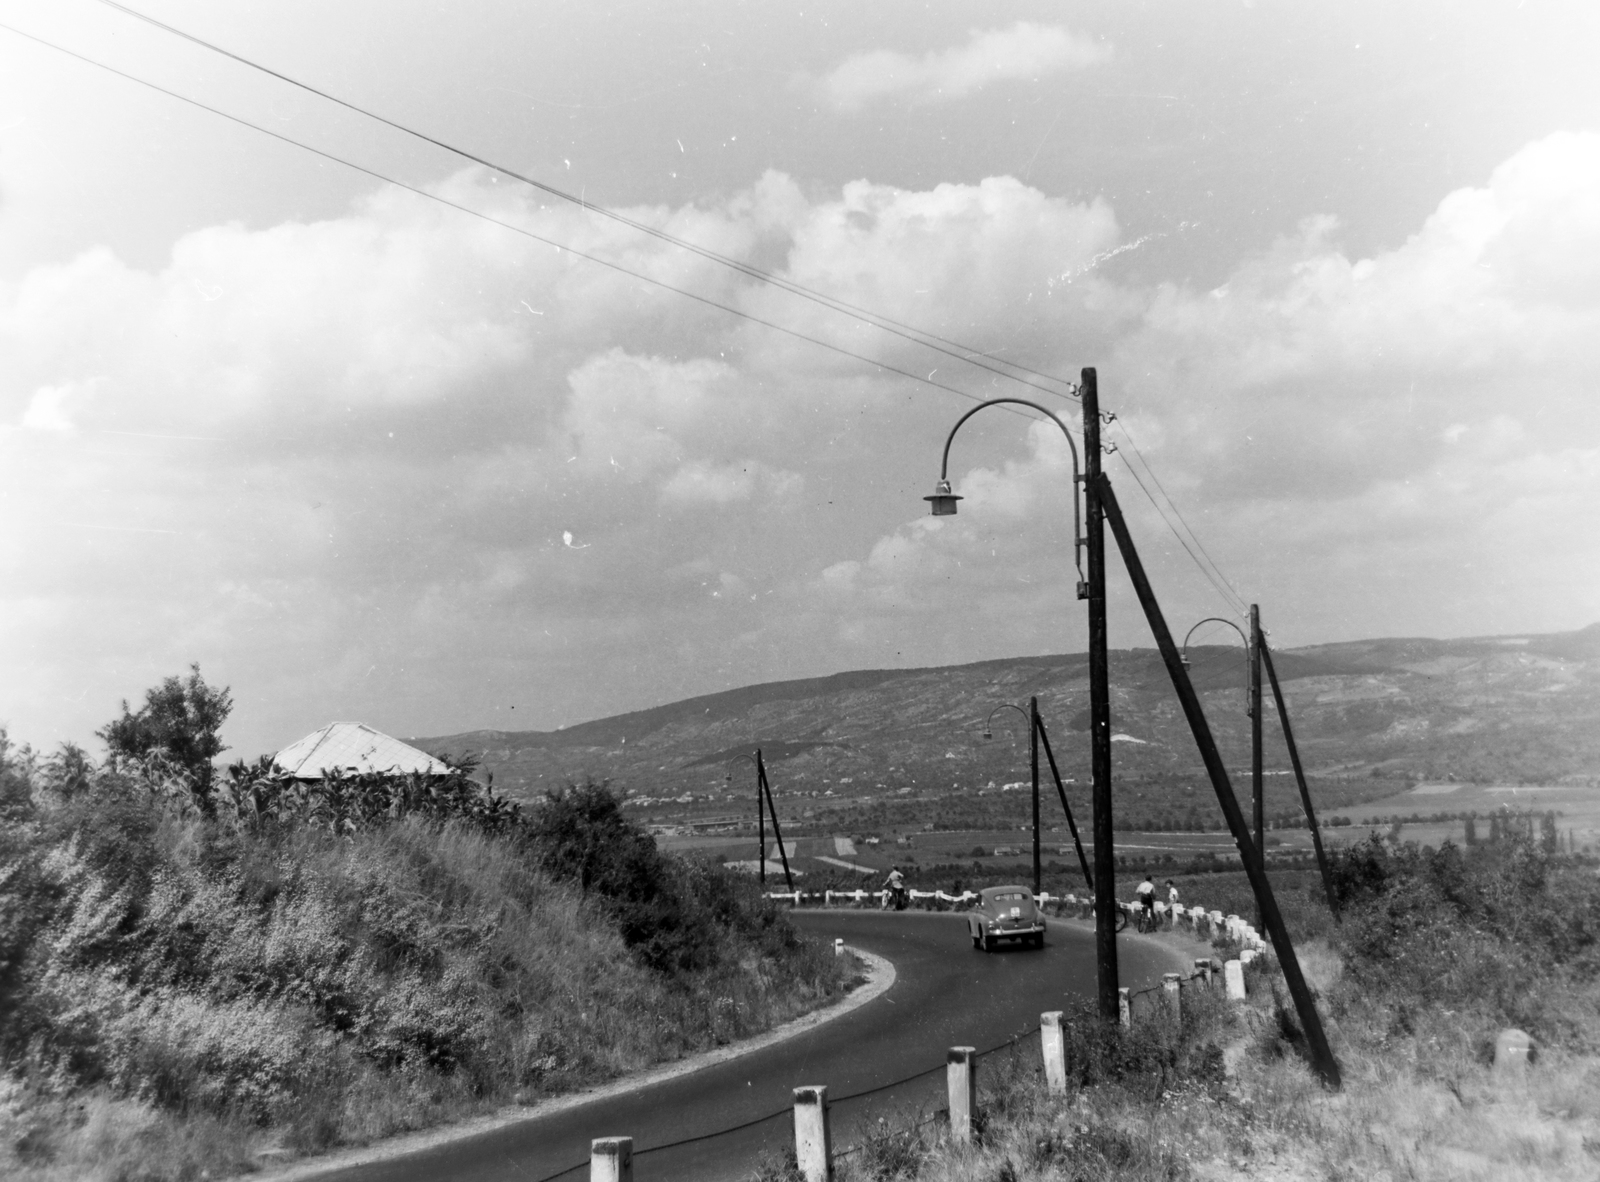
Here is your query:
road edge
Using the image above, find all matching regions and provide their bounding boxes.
[252,946,896,1181]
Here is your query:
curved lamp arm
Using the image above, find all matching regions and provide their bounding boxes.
[926,398,1085,585]
[983,702,1031,739]
[1180,616,1251,712]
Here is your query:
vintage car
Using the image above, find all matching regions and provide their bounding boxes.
[967,885,1046,951]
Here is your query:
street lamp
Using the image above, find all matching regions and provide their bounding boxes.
[982,702,1030,741]
[925,399,1087,597]
[1182,610,1265,923]
[925,390,1121,1024]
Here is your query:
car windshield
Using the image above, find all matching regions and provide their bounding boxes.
[991,892,1030,908]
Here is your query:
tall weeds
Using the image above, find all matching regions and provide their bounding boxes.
[0,732,849,1178]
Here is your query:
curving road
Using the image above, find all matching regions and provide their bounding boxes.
[311,913,1183,1182]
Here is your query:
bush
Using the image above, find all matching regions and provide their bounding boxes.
[0,738,849,1163]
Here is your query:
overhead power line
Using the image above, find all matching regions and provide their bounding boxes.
[94,0,1084,405]
[0,19,1030,416]
[15,9,1247,604]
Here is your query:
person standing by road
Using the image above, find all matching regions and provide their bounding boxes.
[1135,876,1157,932]
[1165,879,1180,929]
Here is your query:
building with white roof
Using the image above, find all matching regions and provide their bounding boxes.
[273,722,453,779]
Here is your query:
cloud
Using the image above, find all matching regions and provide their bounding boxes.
[4,133,1599,760]
[813,132,1600,655]
[812,23,1110,112]
[0,165,1119,751]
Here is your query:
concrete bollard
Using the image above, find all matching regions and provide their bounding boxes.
[590,1138,633,1182]
[1040,1012,1067,1095]
[1118,987,1131,1028]
[1495,1029,1535,1077]
[947,1047,978,1144]
[792,1086,833,1182]
[1240,948,1257,967]
[834,938,844,957]
[1224,959,1246,1000]
[1194,958,1212,988]
[1163,972,1182,1022]
[1209,910,1224,935]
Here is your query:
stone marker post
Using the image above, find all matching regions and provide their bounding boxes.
[833,938,844,956]
[1495,1029,1534,1077]
[1195,958,1212,988]
[590,1138,632,1182]
[1163,972,1182,1022]
[1118,987,1131,1028]
[1224,959,1246,1000]
[793,1086,832,1182]
[947,1047,978,1144]
[1041,1011,1067,1095]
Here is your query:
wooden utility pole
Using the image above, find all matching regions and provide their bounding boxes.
[1036,715,1094,891]
[1031,695,1041,897]
[1098,474,1341,1089]
[1082,367,1119,1022]
[1260,635,1339,919]
[758,751,795,892]
[756,748,767,891]
[1250,603,1264,930]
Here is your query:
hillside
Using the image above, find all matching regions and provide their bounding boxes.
[416,624,1600,837]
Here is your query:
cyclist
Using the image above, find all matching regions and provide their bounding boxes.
[882,867,908,910]
[1134,877,1157,932]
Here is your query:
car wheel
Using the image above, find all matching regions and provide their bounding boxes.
[980,930,992,953]
[971,931,982,950]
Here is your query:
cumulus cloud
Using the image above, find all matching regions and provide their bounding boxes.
[815,132,1600,656]
[4,133,1599,756]
[812,23,1110,112]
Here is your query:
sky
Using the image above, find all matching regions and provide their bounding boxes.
[2,0,1599,760]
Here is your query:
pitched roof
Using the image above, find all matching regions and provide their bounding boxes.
[274,722,453,779]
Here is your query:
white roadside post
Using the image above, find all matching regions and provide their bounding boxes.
[834,938,844,957]
[1195,958,1213,988]
[1224,959,1246,1000]
[947,1047,978,1144]
[792,1086,833,1182]
[1163,972,1182,1022]
[1040,1011,1067,1095]
[1118,987,1132,1028]
[590,1138,632,1182]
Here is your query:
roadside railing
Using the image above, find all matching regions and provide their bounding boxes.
[542,936,1272,1182]
[763,888,1270,953]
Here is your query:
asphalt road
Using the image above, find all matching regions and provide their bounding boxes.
[314,912,1183,1182]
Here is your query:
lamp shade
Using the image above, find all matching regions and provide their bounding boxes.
[924,479,962,516]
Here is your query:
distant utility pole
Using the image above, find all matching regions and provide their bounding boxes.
[1250,603,1264,931]
[1082,367,1120,1023]
[1031,695,1041,897]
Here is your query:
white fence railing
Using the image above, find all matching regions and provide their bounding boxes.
[762,889,1268,952]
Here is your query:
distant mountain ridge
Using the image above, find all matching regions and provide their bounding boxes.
[416,624,1600,807]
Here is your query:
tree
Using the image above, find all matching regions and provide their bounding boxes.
[98,664,232,812]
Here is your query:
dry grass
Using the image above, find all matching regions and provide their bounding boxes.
[0,761,851,1181]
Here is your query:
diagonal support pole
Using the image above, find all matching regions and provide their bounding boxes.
[1096,472,1341,1089]
[1260,637,1340,920]
[1035,714,1094,892]
[757,752,795,893]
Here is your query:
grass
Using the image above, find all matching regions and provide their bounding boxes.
[0,734,853,1181]
[789,834,1600,1181]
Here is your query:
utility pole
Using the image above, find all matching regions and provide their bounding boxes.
[1030,695,1041,897]
[756,748,766,891]
[1260,635,1339,919]
[1098,474,1340,1089]
[758,750,795,893]
[1249,603,1264,931]
[1082,367,1119,1023]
